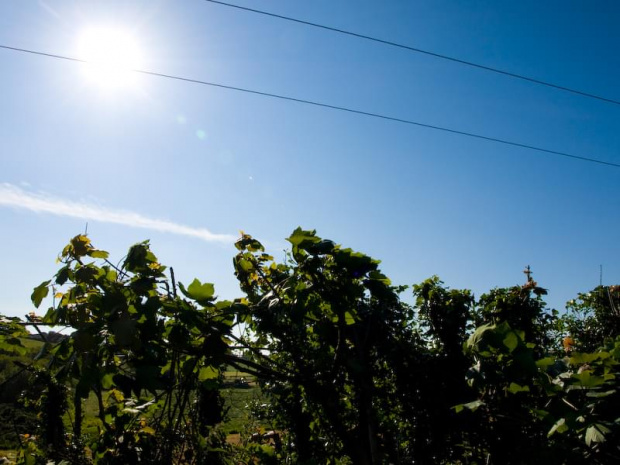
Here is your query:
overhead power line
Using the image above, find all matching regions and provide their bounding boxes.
[203,0,620,107]
[1,44,618,168]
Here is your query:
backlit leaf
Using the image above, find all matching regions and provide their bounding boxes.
[198,366,219,381]
[31,280,51,308]
[180,278,215,302]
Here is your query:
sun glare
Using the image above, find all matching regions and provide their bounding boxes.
[77,28,143,89]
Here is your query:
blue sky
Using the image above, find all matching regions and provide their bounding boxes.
[1,0,619,318]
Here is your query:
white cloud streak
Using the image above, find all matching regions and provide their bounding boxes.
[0,183,235,243]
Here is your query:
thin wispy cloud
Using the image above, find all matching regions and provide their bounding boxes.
[0,183,235,243]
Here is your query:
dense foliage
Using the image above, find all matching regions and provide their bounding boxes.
[1,230,619,464]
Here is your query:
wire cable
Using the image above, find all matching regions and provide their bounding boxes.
[1,44,618,168]
[203,0,620,107]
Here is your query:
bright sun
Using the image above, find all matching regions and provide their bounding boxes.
[77,28,143,89]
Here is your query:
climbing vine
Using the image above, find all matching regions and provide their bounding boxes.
[1,230,619,464]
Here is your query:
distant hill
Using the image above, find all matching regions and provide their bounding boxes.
[28,331,67,344]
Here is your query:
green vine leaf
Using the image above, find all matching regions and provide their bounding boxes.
[548,418,568,437]
[198,366,219,381]
[31,280,51,308]
[585,424,609,446]
[179,278,215,303]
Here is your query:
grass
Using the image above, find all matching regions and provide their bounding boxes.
[221,369,270,435]
[19,337,44,350]
[70,378,267,436]
[220,385,265,434]
[0,353,267,458]
[0,385,265,461]
[0,449,17,462]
